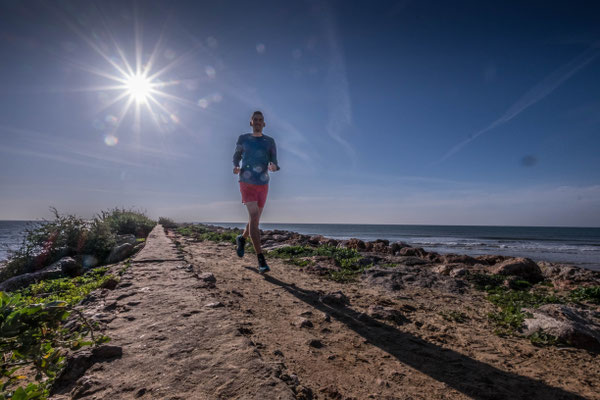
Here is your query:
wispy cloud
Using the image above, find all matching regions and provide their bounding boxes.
[315,2,356,162]
[437,41,600,164]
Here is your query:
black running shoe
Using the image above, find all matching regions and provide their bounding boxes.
[257,253,270,273]
[236,235,246,258]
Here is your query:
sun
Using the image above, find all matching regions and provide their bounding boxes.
[125,73,152,103]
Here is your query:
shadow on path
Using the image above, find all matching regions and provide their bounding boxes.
[246,267,585,400]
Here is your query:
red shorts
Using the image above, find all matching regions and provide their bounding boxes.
[239,182,269,208]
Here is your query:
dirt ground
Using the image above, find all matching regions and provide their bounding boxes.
[52,226,599,399]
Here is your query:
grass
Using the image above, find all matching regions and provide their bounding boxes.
[268,245,363,282]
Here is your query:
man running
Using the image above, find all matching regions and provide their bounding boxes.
[233,111,280,273]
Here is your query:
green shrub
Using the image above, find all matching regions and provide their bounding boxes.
[99,208,155,238]
[158,217,178,229]
[2,208,154,284]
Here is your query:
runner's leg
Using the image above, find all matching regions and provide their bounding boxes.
[244,202,263,254]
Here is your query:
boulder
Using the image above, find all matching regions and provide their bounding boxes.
[58,257,82,277]
[390,241,411,254]
[115,234,137,246]
[441,253,479,266]
[398,247,427,257]
[539,263,600,289]
[345,238,366,251]
[522,304,600,351]
[492,257,543,283]
[0,257,72,292]
[105,243,134,264]
[308,235,324,245]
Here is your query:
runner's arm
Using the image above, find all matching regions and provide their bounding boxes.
[268,139,280,171]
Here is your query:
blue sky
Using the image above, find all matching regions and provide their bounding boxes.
[1,0,599,226]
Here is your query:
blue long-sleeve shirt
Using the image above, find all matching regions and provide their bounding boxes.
[233,133,279,185]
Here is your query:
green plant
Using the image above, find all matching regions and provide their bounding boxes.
[98,208,155,238]
[569,286,600,304]
[158,217,178,230]
[528,330,562,347]
[1,266,114,397]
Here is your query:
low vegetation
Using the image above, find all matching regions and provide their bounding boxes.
[158,217,178,230]
[466,272,582,346]
[1,267,114,399]
[0,208,154,399]
[268,245,362,282]
[1,208,155,284]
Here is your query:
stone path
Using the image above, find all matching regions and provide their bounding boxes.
[56,225,294,400]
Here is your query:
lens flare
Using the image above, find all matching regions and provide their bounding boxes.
[104,134,119,146]
[126,74,152,103]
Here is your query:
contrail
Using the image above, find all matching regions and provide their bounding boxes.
[438,41,600,164]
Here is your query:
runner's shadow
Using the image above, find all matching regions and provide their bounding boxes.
[245,267,585,400]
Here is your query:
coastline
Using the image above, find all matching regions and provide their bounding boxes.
[205,222,600,272]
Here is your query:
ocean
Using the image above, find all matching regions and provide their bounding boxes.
[210,222,600,272]
[1,221,599,271]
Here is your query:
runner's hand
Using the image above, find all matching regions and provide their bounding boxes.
[268,162,279,172]
[233,166,240,174]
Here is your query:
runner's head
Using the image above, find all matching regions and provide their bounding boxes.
[250,111,265,133]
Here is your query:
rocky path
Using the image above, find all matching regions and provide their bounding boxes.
[54,226,599,399]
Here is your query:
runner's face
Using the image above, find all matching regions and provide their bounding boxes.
[250,115,265,132]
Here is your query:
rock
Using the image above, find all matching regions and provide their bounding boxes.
[92,345,123,359]
[296,318,314,328]
[432,265,453,275]
[358,255,383,267]
[540,263,600,289]
[362,266,467,294]
[196,272,216,288]
[57,257,82,277]
[320,291,349,307]
[441,253,479,266]
[307,339,324,348]
[105,243,134,264]
[197,272,216,283]
[367,305,408,325]
[450,268,468,278]
[522,304,600,351]
[476,254,509,265]
[295,385,314,400]
[205,301,224,308]
[320,238,339,247]
[399,247,427,257]
[0,260,65,292]
[390,241,410,254]
[345,238,366,251]
[116,234,137,246]
[100,277,119,290]
[308,235,324,245]
[492,257,543,283]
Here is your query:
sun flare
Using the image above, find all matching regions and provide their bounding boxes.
[125,74,152,103]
